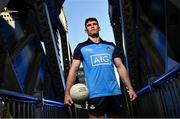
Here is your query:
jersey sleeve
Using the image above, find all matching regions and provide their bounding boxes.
[73,43,83,61]
[112,44,121,58]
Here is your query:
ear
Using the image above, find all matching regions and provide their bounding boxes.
[85,29,87,33]
[98,26,101,31]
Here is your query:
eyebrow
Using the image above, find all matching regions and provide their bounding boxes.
[86,22,98,26]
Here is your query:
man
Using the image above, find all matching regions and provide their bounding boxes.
[64,17,137,118]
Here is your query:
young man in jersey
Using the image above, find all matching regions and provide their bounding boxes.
[64,17,137,118]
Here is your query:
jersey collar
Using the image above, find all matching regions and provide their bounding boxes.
[87,38,103,44]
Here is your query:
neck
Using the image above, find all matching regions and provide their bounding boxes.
[88,36,100,43]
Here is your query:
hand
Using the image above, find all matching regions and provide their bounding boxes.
[64,94,74,106]
[128,90,137,101]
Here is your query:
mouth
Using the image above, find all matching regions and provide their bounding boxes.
[91,29,97,32]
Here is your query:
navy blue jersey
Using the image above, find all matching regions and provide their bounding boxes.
[73,39,122,98]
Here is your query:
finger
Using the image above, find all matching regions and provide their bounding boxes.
[129,93,133,100]
[130,95,134,101]
[131,96,135,101]
[65,100,73,106]
[131,94,137,101]
[65,102,71,106]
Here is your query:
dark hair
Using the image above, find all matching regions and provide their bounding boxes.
[84,17,99,27]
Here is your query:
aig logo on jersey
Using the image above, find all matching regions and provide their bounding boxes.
[90,54,111,66]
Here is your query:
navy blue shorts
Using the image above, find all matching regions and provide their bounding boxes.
[88,95,125,116]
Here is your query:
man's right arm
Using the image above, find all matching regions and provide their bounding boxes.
[64,59,81,106]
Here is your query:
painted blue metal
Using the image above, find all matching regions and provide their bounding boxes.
[0,89,37,101]
[137,65,180,96]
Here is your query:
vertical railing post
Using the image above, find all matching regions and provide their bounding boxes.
[0,98,2,118]
[33,91,43,118]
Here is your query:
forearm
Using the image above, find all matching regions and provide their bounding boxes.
[121,75,134,91]
[65,60,81,95]
[114,58,137,101]
[65,70,77,95]
[118,65,134,91]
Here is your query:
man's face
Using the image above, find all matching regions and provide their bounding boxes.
[85,20,100,36]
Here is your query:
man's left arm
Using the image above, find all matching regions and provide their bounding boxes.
[114,57,137,101]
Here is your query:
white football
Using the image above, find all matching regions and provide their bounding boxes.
[70,83,89,104]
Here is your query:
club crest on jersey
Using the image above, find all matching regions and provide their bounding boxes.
[106,46,113,51]
[90,54,111,66]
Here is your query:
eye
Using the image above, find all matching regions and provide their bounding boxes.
[87,24,91,27]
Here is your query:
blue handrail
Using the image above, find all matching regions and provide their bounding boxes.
[43,99,64,107]
[0,89,37,101]
[137,65,180,96]
[152,65,180,87]
[0,89,66,118]
[0,89,64,107]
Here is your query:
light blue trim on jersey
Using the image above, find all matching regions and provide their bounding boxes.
[80,42,121,98]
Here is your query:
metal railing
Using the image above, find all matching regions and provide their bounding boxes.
[135,65,180,117]
[0,89,69,118]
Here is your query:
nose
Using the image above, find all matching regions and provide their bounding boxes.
[91,25,95,28]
